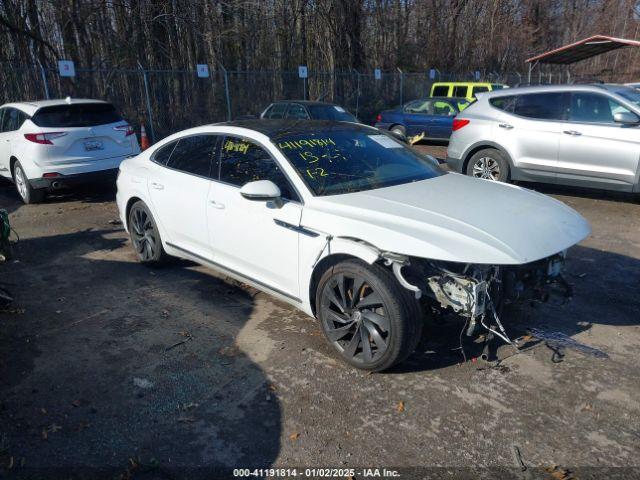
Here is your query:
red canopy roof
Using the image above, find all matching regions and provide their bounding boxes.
[526,35,640,65]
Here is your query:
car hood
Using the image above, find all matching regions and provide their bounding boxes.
[302,173,591,265]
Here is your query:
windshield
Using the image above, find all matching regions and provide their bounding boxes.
[275,127,443,196]
[307,105,358,122]
[615,88,640,108]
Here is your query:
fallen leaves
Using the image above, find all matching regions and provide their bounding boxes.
[545,465,575,480]
[41,424,62,440]
[289,432,300,441]
[396,401,405,413]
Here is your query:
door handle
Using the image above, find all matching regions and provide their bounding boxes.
[209,200,225,209]
[563,130,582,136]
[498,123,514,129]
[150,182,164,190]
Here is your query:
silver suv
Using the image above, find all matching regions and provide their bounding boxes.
[446,84,640,193]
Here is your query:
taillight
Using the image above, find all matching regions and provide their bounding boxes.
[376,114,382,122]
[24,132,68,145]
[114,124,135,137]
[452,119,470,131]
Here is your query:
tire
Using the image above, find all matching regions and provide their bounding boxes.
[128,200,167,265]
[13,161,45,204]
[315,259,423,372]
[390,125,407,138]
[466,148,510,182]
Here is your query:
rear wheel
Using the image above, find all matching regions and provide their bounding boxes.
[390,125,406,138]
[13,161,45,204]
[316,260,422,371]
[466,149,510,182]
[128,201,167,265]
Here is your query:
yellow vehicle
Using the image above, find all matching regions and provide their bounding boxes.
[430,82,507,102]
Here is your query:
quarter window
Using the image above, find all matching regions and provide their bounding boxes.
[569,92,629,124]
[165,135,218,177]
[152,141,178,165]
[219,136,299,201]
[514,93,567,120]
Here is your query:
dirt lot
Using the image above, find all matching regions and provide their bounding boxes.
[1,150,639,479]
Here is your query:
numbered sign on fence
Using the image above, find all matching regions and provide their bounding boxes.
[429,69,436,79]
[58,60,75,78]
[298,65,308,79]
[475,70,481,80]
[196,64,210,78]
[374,68,381,80]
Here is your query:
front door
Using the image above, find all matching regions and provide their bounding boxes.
[207,136,302,300]
[558,92,640,191]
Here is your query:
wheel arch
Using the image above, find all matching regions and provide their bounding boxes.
[124,196,144,231]
[9,156,19,178]
[461,141,514,174]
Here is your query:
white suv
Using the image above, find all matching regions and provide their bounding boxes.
[446,84,640,194]
[0,98,140,203]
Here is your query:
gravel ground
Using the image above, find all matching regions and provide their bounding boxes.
[1,160,639,479]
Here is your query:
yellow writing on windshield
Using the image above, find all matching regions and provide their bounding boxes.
[224,140,250,154]
[278,138,336,150]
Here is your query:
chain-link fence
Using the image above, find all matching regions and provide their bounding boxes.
[0,63,536,142]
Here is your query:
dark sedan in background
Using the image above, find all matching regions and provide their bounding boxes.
[374,97,470,140]
[261,100,359,122]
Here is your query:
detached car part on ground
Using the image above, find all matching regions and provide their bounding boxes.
[116,120,590,371]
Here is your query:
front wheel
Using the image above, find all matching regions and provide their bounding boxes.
[128,201,167,265]
[466,149,510,182]
[316,260,422,371]
[13,161,45,204]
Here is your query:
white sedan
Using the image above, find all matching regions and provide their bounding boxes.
[116,120,590,371]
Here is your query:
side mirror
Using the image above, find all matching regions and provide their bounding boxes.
[240,180,282,205]
[614,111,640,124]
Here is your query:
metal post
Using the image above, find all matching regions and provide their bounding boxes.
[137,62,155,143]
[397,68,404,105]
[217,62,232,121]
[38,61,50,99]
[528,62,532,84]
[353,69,360,119]
[303,76,307,101]
[567,70,571,84]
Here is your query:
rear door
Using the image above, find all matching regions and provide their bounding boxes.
[496,92,568,183]
[30,103,138,167]
[558,92,640,191]
[147,134,219,259]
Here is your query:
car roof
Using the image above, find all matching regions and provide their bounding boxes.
[428,96,470,102]
[214,119,375,139]
[481,83,624,98]
[270,100,340,107]
[0,98,109,116]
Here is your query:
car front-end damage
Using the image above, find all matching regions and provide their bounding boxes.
[381,250,572,345]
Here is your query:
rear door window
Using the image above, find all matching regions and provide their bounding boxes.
[453,85,468,98]
[1,108,27,132]
[266,103,287,119]
[490,95,517,113]
[404,100,431,114]
[32,103,122,127]
[514,92,568,120]
[432,85,449,96]
[165,135,219,177]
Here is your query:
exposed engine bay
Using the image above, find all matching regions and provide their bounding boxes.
[383,250,572,347]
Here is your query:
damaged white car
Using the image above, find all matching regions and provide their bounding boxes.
[116,120,590,371]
